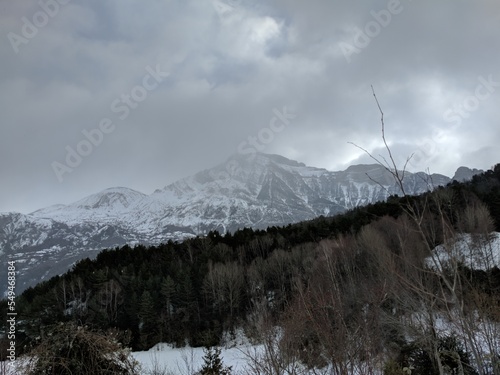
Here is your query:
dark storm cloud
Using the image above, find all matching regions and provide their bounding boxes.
[1,0,499,213]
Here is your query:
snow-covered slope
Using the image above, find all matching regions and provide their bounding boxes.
[31,187,147,224]
[429,232,500,270]
[0,153,477,294]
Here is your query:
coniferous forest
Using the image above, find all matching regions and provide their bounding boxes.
[2,165,500,374]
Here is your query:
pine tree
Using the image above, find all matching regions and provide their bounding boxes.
[159,276,176,342]
[160,275,176,316]
[199,347,232,375]
[138,291,157,349]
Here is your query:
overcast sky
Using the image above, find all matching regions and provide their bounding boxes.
[1,0,499,214]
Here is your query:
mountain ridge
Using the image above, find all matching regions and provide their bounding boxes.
[0,153,483,294]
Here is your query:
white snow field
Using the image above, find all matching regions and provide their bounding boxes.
[429,232,500,270]
[132,343,249,375]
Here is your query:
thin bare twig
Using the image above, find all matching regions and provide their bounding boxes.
[349,86,413,197]
[371,85,408,196]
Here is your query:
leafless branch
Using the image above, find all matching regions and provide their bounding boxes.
[349,86,413,197]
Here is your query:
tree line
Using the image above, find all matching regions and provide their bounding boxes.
[1,164,500,374]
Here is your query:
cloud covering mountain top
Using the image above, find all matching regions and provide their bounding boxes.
[1,1,498,213]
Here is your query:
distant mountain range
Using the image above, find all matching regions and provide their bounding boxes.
[0,153,482,294]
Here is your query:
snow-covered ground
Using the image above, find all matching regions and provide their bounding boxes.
[0,344,254,375]
[133,329,263,374]
[0,330,259,375]
[3,323,497,374]
[429,232,500,270]
[132,343,250,375]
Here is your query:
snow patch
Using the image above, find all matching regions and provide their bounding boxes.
[429,232,500,270]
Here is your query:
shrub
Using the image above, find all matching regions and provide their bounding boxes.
[20,322,140,375]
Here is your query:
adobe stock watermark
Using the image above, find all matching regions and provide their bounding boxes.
[410,74,499,170]
[443,75,500,126]
[6,261,17,366]
[210,106,296,182]
[212,0,242,21]
[7,0,71,54]
[339,0,411,63]
[51,64,169,182]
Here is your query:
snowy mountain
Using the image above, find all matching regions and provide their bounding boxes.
[0,153,479,294]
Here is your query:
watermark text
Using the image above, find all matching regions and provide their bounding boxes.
[6,261,17,364]
[7,0,71,54]
[51,64,169,182]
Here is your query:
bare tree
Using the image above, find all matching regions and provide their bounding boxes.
[203,261,245,321]
[280,235,387,374]
[351,87,500,374]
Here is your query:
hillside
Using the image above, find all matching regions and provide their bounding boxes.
[2,163,500,374]
[0,153,469,295]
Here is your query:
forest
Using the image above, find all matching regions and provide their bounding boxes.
[1,164,500,374]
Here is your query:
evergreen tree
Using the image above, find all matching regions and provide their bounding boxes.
[199,347,232,375]
[159,275,176,342]
[138,291,157,349]
[160,275,176,316]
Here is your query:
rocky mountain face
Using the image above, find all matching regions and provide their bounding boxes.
[452,166,484,182]
[0,153,480,294]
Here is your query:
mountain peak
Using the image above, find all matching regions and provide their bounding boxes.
[71,187,146,210]
[2,153,484,294]
[30,187,147,222]
[344,164,386,173]
[224,152,308,169]
[255,153,307,167]
[452,166,484,182]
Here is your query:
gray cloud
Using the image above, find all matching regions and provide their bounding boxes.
[1,0,499,213]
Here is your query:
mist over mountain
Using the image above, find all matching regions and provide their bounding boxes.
[0,153,481,294]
